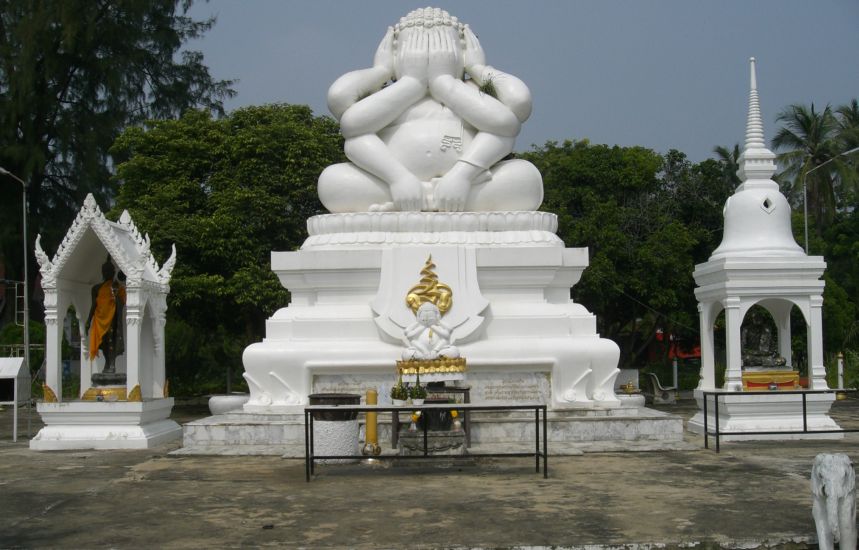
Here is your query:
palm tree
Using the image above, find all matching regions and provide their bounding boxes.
[772,103,845,228]
[713,143,741,187]
[836,99,859,151]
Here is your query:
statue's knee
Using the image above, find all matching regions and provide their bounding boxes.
[318,164,351,213]
[470,159,544,211]
[318,163,390,213]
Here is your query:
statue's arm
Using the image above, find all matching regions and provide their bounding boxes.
[327,26,399,121]
[455,25,533,124]
[338,76,426,139]
[466,66,533,123]
[326,67,393,120]
[404,322,424,340]
[429,74,522,137]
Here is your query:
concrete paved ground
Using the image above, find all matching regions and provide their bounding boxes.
[1,398,858,549]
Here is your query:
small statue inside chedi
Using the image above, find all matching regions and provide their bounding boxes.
[319,7,543,213]
[86,258,127,385]
[403,302,460,361]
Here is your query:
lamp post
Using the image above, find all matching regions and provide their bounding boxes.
[802,145,859,253]
[0,167,30,384]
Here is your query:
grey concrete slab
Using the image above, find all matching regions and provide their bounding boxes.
[1,398,858,548]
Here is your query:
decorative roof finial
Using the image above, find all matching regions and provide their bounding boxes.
[737,57,777,185]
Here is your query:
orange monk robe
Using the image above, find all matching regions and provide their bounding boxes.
[89,281,127,360]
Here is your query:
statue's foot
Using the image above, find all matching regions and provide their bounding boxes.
[369,202,395,212]
[434,173,472,212]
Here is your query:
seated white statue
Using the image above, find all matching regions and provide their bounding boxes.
[402,302,460,361]
[318,7,543,213]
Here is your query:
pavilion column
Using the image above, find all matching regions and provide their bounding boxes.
[42,288,62,401]
[152,312,167,397]
[807,296,827,389]
[77,309,91,398]
[697,302,716,390]
[125,288,142,398]
[723,297,743,391]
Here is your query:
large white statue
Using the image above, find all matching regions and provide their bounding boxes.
[318,7,543,213]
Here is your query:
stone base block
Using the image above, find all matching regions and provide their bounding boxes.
[398,430,466,456]
[687,389,843,441]
[178,406,684,456]
[31,398,181,450]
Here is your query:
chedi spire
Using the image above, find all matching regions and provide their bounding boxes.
[709,58,803,259]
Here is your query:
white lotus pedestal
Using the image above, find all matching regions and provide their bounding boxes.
[687,390,841,441]
[31,399,181,450]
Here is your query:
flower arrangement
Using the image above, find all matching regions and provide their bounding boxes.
[409,383,427,400]
[391,372,409,403]
[409,370,427,402]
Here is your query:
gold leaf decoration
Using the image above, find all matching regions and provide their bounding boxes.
[406,255,453,315]
[127,385,142,402]
[42,384,58,403]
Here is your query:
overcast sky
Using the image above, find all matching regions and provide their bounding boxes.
[187,0,859,163]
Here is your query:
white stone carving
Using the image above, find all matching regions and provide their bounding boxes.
[710,58,803,260]
[236,9,620,420]
[402,302,460,360]
[811,453,857,550]
[317,7,543,213]
[303,211,562,249]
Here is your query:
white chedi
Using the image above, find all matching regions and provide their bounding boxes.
[318,7,543,213]
[710,58,804,260]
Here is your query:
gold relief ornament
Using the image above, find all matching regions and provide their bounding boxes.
[406,255,453,315]
[401,256,465,383]
[82,386,128,401]
[397,357,467,377]
[42,384,58,403]
[127,384,143,402]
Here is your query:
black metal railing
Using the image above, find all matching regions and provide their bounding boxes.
[304,403,548,481]
[702,389,859,452]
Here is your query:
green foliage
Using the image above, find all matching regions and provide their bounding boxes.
[0,0,233,304]
[843,350,859,391]
[772,100,859,229]
[409,383,427,399]
[0,320,46,375]
[111,104,344,396]
[523,141,732,368]
[391,383,409,401]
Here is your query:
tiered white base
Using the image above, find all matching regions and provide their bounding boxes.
[242,212,621,412]
[687,389,842,441]
[30,398,182,450]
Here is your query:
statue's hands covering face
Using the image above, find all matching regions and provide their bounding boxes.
[395,28,429,84]
[373,26,396,77]
[427,27,463,82]
[462,25,486,77]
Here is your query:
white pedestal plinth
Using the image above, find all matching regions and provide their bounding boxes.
[687,389,842,441]
[242,215,622,411]
[31,398,181,450]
